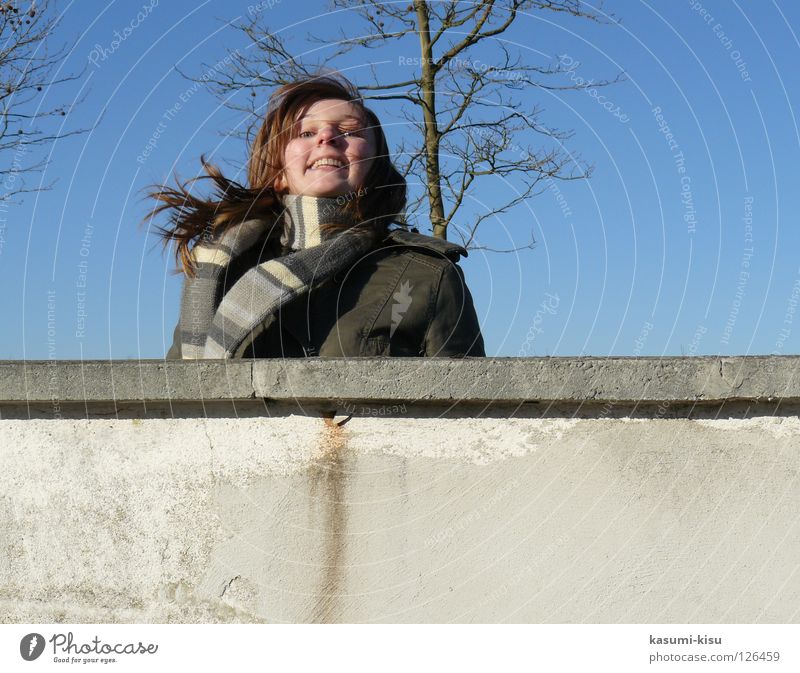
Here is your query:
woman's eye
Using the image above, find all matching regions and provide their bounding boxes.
[297,128,363,139]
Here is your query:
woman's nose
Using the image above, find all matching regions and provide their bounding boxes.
[316,125,340,144]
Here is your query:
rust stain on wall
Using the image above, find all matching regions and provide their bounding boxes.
[308,413,350,623]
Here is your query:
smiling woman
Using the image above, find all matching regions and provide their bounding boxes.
[148,72,485,359]
[276,98,375,197]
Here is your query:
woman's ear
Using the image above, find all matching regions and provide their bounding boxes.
[273,174,286,192]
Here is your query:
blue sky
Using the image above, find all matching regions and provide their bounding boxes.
[2,0,798,359]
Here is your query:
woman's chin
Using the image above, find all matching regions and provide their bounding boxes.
[305,185,352,198]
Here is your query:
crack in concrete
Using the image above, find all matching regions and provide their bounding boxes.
[220,575,240,599]
[719,359,745,391]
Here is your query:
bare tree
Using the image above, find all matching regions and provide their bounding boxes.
[1,0,88,202]
[193,0,623,245]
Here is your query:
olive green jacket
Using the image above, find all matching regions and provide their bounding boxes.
[166,227,485,359]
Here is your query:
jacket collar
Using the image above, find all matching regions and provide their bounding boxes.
[384,227,468,260]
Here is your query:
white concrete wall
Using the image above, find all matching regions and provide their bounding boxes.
[2,392,798,623]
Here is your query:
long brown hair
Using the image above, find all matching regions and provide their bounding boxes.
[147,73,406,274]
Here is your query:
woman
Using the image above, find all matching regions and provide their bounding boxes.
[153,73,485,359]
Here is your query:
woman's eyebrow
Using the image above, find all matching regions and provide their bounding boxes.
[300,114,364,125]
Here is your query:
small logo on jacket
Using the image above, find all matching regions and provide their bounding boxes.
[390,280,413,338]
[20,633,45,661]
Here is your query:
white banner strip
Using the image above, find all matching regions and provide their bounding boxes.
[1,624,797,672]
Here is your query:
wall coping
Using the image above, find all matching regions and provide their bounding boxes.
[1,356,798,405]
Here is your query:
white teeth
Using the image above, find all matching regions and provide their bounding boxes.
[310,158,344,169]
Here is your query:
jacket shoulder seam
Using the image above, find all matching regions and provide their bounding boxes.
[403,249,449,272]
[421,263,448,355]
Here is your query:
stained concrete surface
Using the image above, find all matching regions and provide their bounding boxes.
[1,384,798,622]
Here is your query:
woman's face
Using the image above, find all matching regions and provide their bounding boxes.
[275,98,376,198]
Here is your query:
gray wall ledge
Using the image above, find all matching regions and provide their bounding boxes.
[1,356,799,405]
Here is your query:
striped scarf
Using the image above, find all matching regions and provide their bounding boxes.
[179,194,373,359]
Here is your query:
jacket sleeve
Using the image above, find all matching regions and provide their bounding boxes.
[423,262,486,357]
[166,319,182,359]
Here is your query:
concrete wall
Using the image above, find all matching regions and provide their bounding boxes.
[1,358,799,623]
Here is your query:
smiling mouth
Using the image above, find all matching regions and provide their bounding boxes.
[309,158,346,170]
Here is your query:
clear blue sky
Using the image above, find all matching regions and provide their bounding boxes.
[2,0,799,359]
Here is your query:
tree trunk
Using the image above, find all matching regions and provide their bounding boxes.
[415,0,446,239]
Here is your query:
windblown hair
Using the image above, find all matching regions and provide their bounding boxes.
[147,73,407,275]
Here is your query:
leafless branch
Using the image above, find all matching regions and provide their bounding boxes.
[185,0,622,248]
[1,0,92,201]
